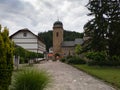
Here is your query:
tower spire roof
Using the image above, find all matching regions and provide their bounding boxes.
[53,20,63,28]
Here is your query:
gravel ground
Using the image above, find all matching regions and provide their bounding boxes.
[35,61,116,90]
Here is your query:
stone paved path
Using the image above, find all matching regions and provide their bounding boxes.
[35,61,116,90]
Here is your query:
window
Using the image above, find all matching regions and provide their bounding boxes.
[23,32,27,37]
[56,32,59,37]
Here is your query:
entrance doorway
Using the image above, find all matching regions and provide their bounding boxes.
[55,53,60,60]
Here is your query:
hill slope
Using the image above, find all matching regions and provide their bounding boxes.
[38,30,83,51]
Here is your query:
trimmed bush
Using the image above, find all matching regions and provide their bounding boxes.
[67,56,86,64]
[11,69,51,90]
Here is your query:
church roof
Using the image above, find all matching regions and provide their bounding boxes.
[53,20,63,28]
[53,21,63,26]
[62,41,75,47]
[75,38,84,45]
[62,38,84,47]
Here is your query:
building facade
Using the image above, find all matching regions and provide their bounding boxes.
[10,28,46,54]
[61,38,84,56]
[52,21,84,59]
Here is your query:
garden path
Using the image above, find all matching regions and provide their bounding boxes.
[35,61,115,90]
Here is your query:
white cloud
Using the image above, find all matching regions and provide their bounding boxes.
[0,0,91,35]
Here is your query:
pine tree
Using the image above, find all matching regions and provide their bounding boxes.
[84,0,120,57]
[84,0,108,52]
[106,0,120,56]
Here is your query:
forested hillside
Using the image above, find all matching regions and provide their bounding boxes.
[38,30,83,51]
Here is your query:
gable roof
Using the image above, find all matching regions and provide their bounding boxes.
[62,38,84,47]
[75,38,84,45]
[62,41,75,47]
[10,28,45,44]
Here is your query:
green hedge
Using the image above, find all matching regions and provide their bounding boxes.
[60,56,86,64]
[86,51,107,66]
[14,46,44,63]
[107,55,120,66]
[86,51,120,66]
[67,56,86,64]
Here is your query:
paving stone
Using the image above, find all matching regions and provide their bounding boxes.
[35,61,116,90]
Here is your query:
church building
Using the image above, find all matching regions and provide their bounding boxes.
[53,21,84,59]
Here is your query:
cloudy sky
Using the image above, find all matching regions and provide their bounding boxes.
[0,0,92,35]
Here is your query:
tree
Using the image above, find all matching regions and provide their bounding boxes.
[0,25,14,90]
[14,46,44,63]
[106,0,120,56]
[84,0,108,52]
[84,0,120,54]
[75,44,82,55]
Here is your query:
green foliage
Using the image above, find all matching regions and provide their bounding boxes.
[84,0,108,52]
[60,58,66,62]
[84,0,120,57]
[12,69,51,90]
[66,55,73,59]
[14,46,28,63]
[75,44,82,55]
[14,46,25,57]
[108,55,120,66]
[0,25,14,90]
[14,46,44,63]
[64,31,83,41]
[38,30,83,51]
[61,56,86,64]
[106,1,120,56]
[86,51,107,66]
[37,53,44,58]
[86,51,120,66]
[67,56,86,64]
[38,31,53,52]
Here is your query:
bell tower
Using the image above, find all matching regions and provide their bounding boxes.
[53,21,63,59]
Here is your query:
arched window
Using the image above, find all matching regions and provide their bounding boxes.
[56,32,59,37]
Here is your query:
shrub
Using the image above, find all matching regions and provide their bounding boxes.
[86,51,120,66]
[14,46,44,64]
[67,56,86,64]
[19,57,25,64]
[11,69,51,90]
[66,55,73,59]
[86,51,107,66]
[0,26,14,90]
[107,55,120,66]
[60,58,66,62]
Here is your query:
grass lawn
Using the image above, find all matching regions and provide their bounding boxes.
[74,65,120,89]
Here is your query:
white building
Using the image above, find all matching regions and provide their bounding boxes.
[49,47,53,53]
[10,28,46,54]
